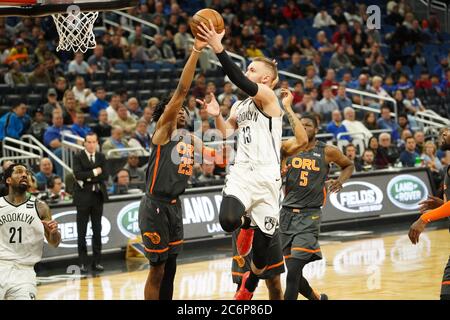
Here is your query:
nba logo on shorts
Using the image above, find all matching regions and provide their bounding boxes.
[264,217,276,231]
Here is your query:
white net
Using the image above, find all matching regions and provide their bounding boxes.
[51,7,98,53]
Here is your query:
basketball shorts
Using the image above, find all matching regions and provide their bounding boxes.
[0,262,37,300]
[223,164,282,236]
[280,207,323,263]
[231,228,285,284]
[138,195,184,265]
[441,255,450,297]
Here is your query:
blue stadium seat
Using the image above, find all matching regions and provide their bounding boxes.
[106,80,122,92]
[137,90,152,102]
[155,78,171,90]
[139,79,154,91]
[128,69,141,81]
[32,84,49,97]
[277,29,291,40]
[27,94,43,109]
[110,69,124,81]
[413,65,423,80]
[124,80,139,91]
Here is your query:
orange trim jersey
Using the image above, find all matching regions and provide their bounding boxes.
[145,135,194,199]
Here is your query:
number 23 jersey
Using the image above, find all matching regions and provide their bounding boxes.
[0,196,44,266]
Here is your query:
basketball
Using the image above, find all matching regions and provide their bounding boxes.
[189,8,224,39]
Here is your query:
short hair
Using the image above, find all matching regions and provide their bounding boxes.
[405,136,416,143]
[346,143,356,151]
[300,113,318,128]
[252,56,278,80]
[96,86,105,92]
[3,163,24,186]
[47,175,61,189]
[85,132,98,141]
[363,149,374,155]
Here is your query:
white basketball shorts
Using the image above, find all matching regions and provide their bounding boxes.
[0,261,37,300]
[223,163,282,236]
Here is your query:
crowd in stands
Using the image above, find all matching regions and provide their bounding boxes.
[1,0,450,200]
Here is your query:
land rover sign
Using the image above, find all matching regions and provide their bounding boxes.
[387,174,428,210]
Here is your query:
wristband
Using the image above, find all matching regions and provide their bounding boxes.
[192,46,202,53]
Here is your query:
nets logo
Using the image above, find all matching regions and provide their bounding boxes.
[117,202,141,239]
[329,181,383,213]
[387,175,428,210]
[51,211,111,248]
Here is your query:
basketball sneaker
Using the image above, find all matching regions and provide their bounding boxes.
[237,228,254,257]
[320,293,328,300]
[234,271,254,300]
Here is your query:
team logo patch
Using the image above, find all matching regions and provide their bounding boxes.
[144,232,161,245]
[234,256,245,268]
[264,217,276,231]
[26,203,34,209]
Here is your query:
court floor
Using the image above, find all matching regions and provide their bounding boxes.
[37,228,450,300]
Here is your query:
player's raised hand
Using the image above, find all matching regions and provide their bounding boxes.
[280,88,294,111]
[325,179,343,193]
[408,218,427,244]
[42,220,59,234]
[196,93,220,118]
[418,195,444,213]
[196,20,226,53]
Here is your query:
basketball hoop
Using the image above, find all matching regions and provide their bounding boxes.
[52,5,98,53]
[0,0,138,52]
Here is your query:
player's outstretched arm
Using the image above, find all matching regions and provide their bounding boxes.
[196,20,275,104]
[37,200,61,248]
[324,145,354,193]
[153,38,207,143]
[280,89,308,157]
[196,93,237,138]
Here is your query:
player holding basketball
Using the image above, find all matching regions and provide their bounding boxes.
[409,128,450,300]
[0,164,60,300]
[138,38,210,300]
[281,114,353,300]
[197,21,308,299]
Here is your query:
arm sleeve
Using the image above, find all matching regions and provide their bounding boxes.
[216,50,259,97]
[420,200,450,223]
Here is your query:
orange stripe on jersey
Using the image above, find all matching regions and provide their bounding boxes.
[169,240,184,246]
[149,145,161,194]
[292,247,321,253]
[266,261,284,270]
[284,255,292,259]
[231,272,244,277]
[442,281,450,285]
[144,246,169,253]
[322,187,327,207]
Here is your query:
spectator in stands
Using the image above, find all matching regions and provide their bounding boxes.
[4,60,28,87]
[415,70,432,89]
[72,76,96,111]
[359,149,376,172]
[89,87,108,120]
[422,140,443,173]
[377,105,401,142]
[367,135,379,156]
[375,132,400,169]
[403,87,426,117]
[345,144,362,172]
[92,109,111,140]
[332,4,347,25]
[398,113,412,135]
[282,0,303,20]
[35,158,56,191]
[352,74,376,106]
[105,34,127,68]
[88,45,111,74]
[41,175,66,203]
[396,74,413,91]
[43,111,69,177]
[297,92,317,113]
[430,74,444,96]
[305,65,322,87]
[192,73,206,98]
[434,55,448,80]
[386,3,404,26]
[61,90,79,125]
[264,4,286,30]
[314,87,339,115]
[129,43,150,63]
[173,23,193,58]
[7,38,29,65]
[141,101,157,136]
[70,112,91,139]
[342,107,373,144]
[112,104,137,137]
[101,126,130,158]
[400,136,420,167]
[335,85,352,111]
[370,55,389,78]
[291,81,304,110]
[271,35,290,61]
[370,76,391,101]
[218,82,238,105]
[68,52,93,75]
[54,76,67,102]
[123,153,145,183]
[313,7,336,28]
[148,34,176,65]
[398,128,413,151]
[326,109,350,142]
[27,62,52,86]
[329,45,353,72]
[0,103,30,141]
[414,131,426,154]
[299,38,317,61]
[0,38,10,64]
[315,31,334,54]
[42,88,62,124]
[128,119,151,151]
[128,25,148,47]
[109,169,133,195]
[245,41,264,58]
[363,111,379,131]
[28,107,48,142]
[332,22,352,46]
[321,69,339,94]
[195,159,220,186]
[105,93,122,124]
[127,97,143,120]
[285,36,302,56]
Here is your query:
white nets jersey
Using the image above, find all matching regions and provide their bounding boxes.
[0,196,44,266]
[233,97,283,167]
